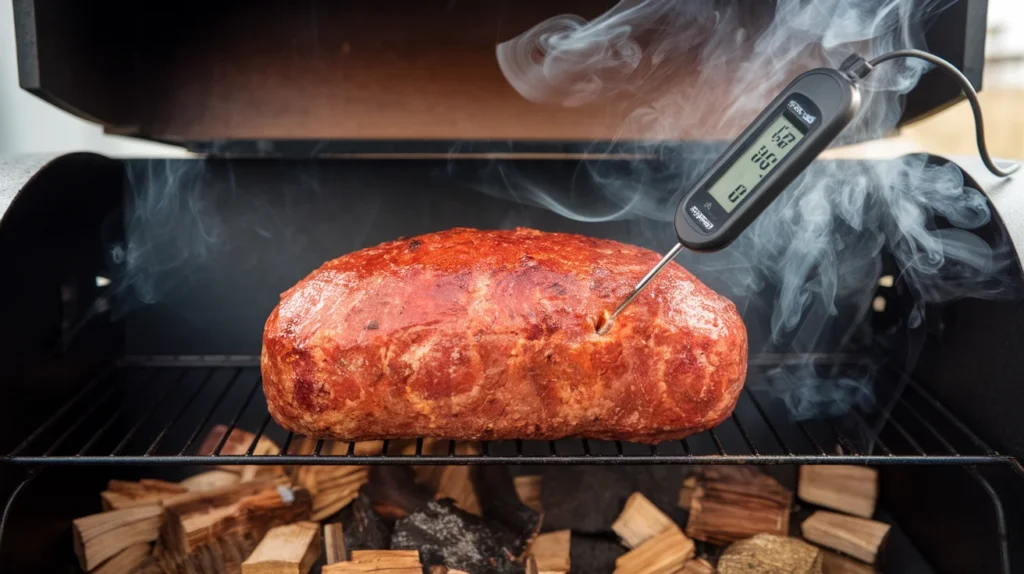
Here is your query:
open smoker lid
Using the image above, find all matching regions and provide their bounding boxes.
[13,0,987,155]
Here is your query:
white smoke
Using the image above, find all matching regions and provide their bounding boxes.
[112,160,218,317]
[493,0,1016,419]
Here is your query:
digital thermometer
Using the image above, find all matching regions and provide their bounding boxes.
[597,67,861,334]
[676,67,861,251]
[596,51,1015,334]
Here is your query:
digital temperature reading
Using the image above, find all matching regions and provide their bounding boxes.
[707,114,805,213]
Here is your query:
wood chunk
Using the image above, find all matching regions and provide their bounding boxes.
[678,476,697,511]
[322,550,422,573]
[297,466,368,495]
[613,525,694,574]
[73,505,164,571]
[101,479,188,511]
[292,439,385,457]
[351,550,421,563]
[199,425,281,457]
[685,469,792,545]
[93,542,151,574]
[180,470,243,492]
[131,532,260,574]
[313,490,361,522]
[324,523,347,564]
[801,511,891,564]
[297,465,370,521]
[612,492,676,549]
[822,550,878,574]
[514,475,543,514]
[530,530,570,572]
[718,534,823,574]
[798,466,879,518]
[242,521,321,574]
[525,556,539,574]
[161,480,312,555]
[679,558,714,574]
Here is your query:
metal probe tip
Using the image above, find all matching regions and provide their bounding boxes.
[596,242,685,335]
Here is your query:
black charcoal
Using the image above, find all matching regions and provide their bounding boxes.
[392,499,528,574]
[540,466,691,533]
[339,492,391,555]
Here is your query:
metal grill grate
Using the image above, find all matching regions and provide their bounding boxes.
[2,355,1017,466]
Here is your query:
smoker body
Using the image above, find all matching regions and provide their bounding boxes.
[1,152,1023,572]
[4,0,1024,572]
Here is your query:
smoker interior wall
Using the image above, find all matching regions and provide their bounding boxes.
[0,154,123,455]
[110,157,878,357]
[12,0,984,150]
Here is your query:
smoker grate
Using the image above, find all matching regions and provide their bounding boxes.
[2,355,1019,467]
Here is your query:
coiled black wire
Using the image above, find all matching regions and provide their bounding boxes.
[864,48,1018,177]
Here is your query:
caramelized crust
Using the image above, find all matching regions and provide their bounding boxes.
[262,228,747,444]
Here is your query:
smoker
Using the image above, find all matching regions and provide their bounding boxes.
[2,1,1023,572]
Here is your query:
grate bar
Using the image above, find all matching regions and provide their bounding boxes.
[178,369,244,455]
[899,369,997,455]
[828,422,862,456]
[42,385,121,457]
[796,421,827,455]
[707,429,727,456]
[145,369,219,456]
[77,369,166,456]
[8,454,1015,467]
[849,409,892,456]
[742,389,793,456]
[4,360,1013,468]
[245,414,274,456]
[279,432,296,456]
[730,413,759,455]
[882,414,927,456]
[110,369,193,457]
[896,397,960,456]
[7,367,112,457]
[213,377,263,455]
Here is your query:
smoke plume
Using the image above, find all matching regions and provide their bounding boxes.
[494,0,1016,420]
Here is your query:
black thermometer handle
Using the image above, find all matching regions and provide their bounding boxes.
[674,68,861,252]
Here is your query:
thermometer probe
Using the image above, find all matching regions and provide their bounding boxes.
[598,50,1018,335]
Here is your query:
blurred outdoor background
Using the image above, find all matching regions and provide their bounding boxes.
[0,0,1021,159]
[901,0,1024,159]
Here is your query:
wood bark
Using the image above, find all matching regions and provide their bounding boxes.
[685,469,792,545]
[73,505,164,571]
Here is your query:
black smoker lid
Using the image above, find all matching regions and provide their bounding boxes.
[12,0,988,156]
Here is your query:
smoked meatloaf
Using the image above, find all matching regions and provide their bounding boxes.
[261,228,747,443]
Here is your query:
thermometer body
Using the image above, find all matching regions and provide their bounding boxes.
[598,68,860,334]
[675,68,861,251]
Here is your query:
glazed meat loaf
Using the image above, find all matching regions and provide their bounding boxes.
[261,228,747,444]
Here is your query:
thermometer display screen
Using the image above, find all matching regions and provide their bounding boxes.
[707,114,806,213]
